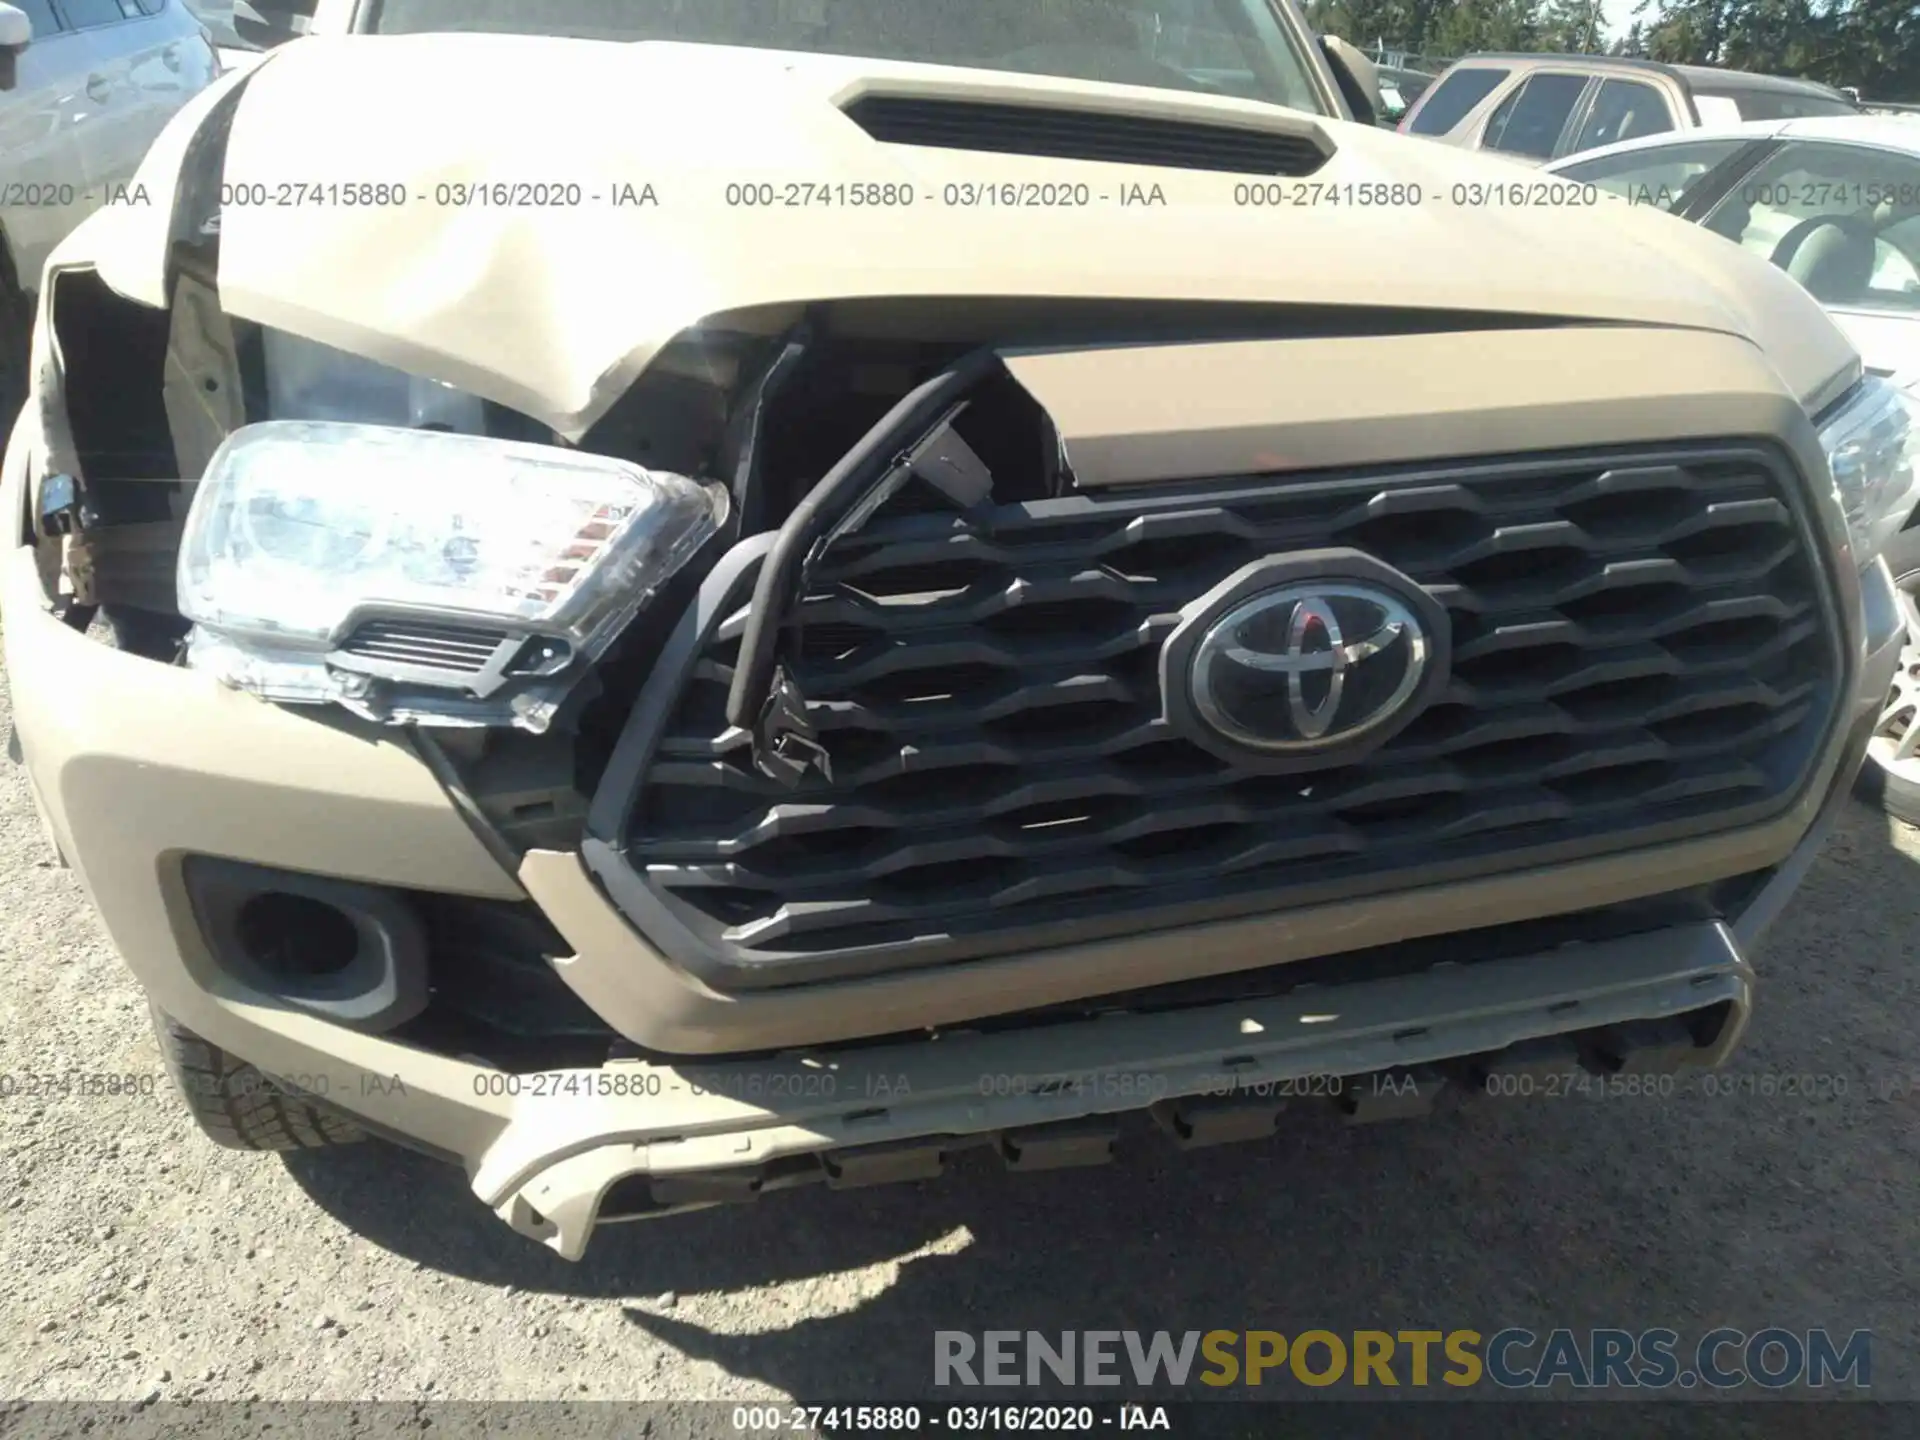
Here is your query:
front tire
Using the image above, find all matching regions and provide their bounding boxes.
[150,1006,365,1152]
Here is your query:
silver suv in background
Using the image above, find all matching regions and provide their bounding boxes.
[1401,53,1860,164]
[0,0,220,424]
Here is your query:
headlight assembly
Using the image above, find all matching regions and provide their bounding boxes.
[1820,374,1919,569]
[178,421,727,732]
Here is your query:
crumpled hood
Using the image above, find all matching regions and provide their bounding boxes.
[200,34,1857,436]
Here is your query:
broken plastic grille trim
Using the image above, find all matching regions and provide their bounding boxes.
[590,442,1844,988]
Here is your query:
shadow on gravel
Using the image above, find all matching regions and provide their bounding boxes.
[283,799,1920,1421]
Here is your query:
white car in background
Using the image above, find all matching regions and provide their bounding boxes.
[0,0,220,425]
[1550,118,1920,821]
[1546,117,1920,386]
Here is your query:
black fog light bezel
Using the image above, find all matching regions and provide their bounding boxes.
[182,857,430,1032]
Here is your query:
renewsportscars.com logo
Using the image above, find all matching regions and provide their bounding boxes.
[934,1328,1872,1391]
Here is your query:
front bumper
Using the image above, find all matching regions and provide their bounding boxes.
[2,386,1904,1257]
[484,922,1754,1259]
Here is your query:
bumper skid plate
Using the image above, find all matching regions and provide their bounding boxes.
[477,922,1750,1259]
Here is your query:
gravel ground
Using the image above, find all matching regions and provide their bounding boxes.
[4,657,1920,1419]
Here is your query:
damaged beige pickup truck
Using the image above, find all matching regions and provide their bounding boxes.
[3,0,1915,1260]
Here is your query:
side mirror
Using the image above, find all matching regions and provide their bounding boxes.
[231,0,315,50]
[1318,35,1385,128]
[0,1,31,95]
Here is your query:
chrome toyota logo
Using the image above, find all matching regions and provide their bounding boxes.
[1188,582,1433,753]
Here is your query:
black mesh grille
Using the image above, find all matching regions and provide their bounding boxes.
[604,444,1840,986]
[840,95,1330,175]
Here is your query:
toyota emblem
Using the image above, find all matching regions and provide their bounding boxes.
[1160,554,1452,772]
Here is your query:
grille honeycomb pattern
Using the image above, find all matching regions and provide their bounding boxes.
[617,446,1839,984]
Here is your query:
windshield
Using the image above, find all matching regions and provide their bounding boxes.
[359,0,1329,113]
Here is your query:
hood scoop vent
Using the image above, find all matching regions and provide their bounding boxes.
[841,95,1331,176]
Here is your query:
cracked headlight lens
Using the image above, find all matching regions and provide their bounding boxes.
[1821,375,1919,568]
[178,421,726,729]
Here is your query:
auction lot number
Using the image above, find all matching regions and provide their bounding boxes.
[731,1405,925,1431]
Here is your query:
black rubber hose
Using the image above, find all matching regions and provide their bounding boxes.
[407,729,525,876]
[724,347,1002,731]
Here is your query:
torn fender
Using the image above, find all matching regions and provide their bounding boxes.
[89,62,268,311]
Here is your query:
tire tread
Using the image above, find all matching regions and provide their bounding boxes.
[150,1006,364,1152]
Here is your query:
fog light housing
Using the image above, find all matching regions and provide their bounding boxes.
[183,858,429,1032]
[234,891,362,980]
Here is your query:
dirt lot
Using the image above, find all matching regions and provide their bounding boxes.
[4,658,1920,1414]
